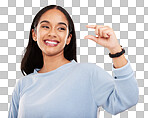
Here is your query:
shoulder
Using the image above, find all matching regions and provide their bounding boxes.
[18,73,34,82]
[16,73,34,88]
[13,73,35,95]
[74,62,101,74]
[77,62,102,70]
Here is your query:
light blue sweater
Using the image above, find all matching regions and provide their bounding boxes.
[8,58,139,118]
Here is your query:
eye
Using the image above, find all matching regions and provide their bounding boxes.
[41,26,49,28]
[58,27,65,30]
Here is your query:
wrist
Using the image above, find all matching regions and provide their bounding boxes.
[109,45,122,54]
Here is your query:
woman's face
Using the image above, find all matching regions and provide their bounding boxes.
[32,9,72,56]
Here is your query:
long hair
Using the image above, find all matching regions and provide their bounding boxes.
[21,5,77,76]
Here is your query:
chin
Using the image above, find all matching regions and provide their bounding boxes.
[42,48,64,56]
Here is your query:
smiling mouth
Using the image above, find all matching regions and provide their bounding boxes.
[44,40,59,47]
[44,39,60,43]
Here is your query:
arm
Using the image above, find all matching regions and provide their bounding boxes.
[8,79,22,118]
[90,58,139,115]
[85,24,139,115]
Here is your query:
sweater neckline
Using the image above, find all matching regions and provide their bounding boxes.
[33,59,77,75]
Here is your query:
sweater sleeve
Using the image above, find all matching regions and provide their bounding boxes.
[8,78,22,118]
[90,58,139,115]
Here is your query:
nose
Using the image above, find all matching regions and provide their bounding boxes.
[48,28,57,37]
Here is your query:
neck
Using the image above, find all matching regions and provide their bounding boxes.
[38,52,70,73]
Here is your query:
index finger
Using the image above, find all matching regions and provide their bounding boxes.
[86,25,104,29]
[86,25,96,29]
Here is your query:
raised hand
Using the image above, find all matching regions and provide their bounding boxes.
[84,25,120,50]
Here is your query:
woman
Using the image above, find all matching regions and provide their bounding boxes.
[8,5,139,118]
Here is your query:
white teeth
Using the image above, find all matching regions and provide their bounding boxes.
[45,41,58,44]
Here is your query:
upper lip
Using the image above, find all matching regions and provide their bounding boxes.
[44,39,60,43]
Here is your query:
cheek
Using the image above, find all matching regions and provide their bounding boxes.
[61,35,68,44]
[60,32,68,40]
[39,30,47,36]
[36,31,46,41]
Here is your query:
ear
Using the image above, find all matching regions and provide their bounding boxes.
[32,29,37,42]
[66,34,72,45]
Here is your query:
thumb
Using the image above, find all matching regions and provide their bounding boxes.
[84,35,98,43]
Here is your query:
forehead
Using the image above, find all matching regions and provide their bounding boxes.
[39,9,68,25]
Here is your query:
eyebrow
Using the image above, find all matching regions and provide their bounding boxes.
[40,20,67,27]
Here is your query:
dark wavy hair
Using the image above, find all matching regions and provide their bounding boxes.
[21,5,77,76]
